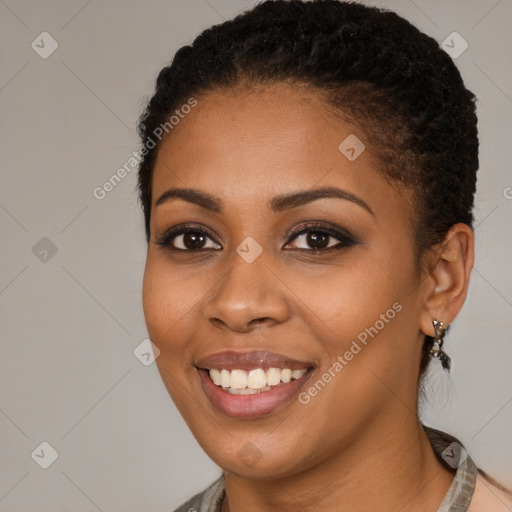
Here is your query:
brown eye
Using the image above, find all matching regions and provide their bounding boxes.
[301,232,331,250]
[285,223,357,252]
[154,226,221,251]
[177,231,208,250]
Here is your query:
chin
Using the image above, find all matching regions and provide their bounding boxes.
[189,424,317,480]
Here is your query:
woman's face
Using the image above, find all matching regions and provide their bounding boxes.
[142,83,429,478]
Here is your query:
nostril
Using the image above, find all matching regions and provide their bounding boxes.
[251,317,270,326]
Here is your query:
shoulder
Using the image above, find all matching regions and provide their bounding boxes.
[172,475,225,512]
[467,471,512,512]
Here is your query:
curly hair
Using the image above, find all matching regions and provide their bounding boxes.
[136,0,479,377]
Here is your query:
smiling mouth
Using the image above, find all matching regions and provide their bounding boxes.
[206,367,311,394]
[194,350,316,418]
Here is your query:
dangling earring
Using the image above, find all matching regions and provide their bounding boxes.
[429,319,451,370]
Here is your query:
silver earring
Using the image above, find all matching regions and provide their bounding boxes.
[429,319,451,370]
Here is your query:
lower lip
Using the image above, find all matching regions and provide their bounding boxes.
[197,368,313,419]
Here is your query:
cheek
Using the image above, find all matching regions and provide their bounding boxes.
[296,259,421,407]
[288,251,420,400]
[142,258,207,413]
[290,257,406,337]
[142,257,205,357]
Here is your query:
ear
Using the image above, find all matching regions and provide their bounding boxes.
[419,223,474,337]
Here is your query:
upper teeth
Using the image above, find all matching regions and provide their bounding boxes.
[209,368,307,391]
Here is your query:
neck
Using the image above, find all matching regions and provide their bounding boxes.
[221,416,455,512]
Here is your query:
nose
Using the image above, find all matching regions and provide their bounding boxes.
[204,251,290,333]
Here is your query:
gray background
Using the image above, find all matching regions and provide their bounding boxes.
[0,0,511,510]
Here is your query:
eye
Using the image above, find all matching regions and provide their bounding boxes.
[153,225,221,251]
[153,222,357,253]
[284,222,357,252]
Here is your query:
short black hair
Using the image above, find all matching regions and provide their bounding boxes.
[136,0,479,376]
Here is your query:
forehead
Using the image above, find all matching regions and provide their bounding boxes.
[155,83,339,174]
[151,83,405,218]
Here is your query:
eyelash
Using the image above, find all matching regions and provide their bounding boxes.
[153,222,358,254]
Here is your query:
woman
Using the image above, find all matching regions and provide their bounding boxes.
[136,1,511,510]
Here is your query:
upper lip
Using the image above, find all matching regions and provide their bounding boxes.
[195,350,315,371]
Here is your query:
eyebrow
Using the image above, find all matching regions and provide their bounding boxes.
[155,186,374,216]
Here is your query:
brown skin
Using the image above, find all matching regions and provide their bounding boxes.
[142,83,474,512]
